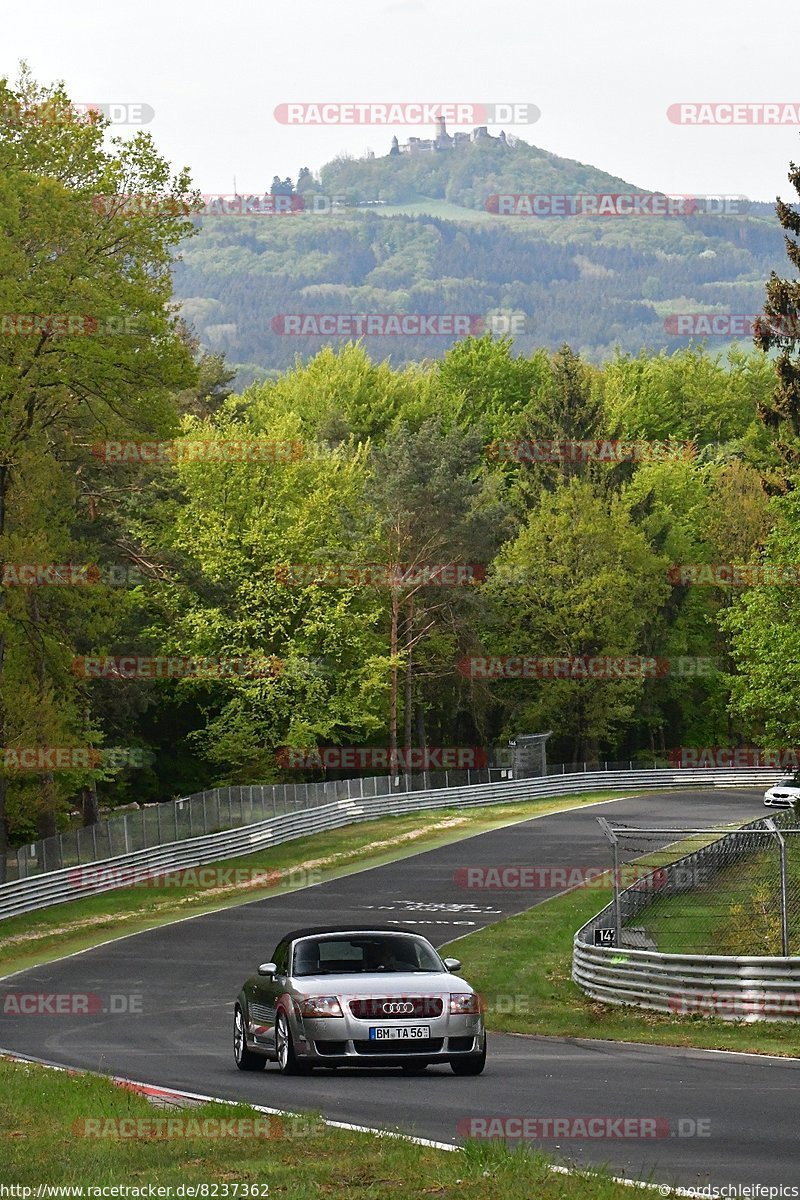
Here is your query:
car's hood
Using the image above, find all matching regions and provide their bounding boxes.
[290,971,471,995]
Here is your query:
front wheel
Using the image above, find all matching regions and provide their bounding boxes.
[450,1033,486,1076]
[234,1006,266,1071]
[275,1009,313,1075]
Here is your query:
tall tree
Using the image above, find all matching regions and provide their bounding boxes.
[0,67,197,873]
[753,155,800,475]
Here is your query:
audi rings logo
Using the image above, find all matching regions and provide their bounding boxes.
[383,1001,415,1014]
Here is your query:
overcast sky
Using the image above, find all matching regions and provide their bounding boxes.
[3,0,797,202]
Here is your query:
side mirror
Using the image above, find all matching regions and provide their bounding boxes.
[257,962,277,977]
[443,957,462,973]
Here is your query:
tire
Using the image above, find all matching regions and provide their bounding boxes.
[275,1009,313,1075]
[234,1005,266,1072]
[450,1033,486,1076]
[400,1062,429,1074]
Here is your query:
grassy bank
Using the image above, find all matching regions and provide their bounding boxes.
[0,1056,641,1199]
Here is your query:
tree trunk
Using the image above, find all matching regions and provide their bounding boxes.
[37,781,58,841]
[388,590,400,781]
[82,779,100,827]
[0,774,7,884]
[28,590,59,839]
[403,600,414,775]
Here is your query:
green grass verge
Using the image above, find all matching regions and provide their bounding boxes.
[445,874,800,1057]
[0,791,622,979]
[638,841,800,957]
[0,1056,639,1198]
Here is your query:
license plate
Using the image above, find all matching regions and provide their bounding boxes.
[369,1025,431,1040]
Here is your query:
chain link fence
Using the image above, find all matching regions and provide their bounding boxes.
[598,810,800,956]
[7,766,514,882]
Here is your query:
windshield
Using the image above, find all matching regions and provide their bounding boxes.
[777,777,800,788]
[292,935,443,976]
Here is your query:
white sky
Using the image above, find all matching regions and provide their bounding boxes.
[3,0,797,202]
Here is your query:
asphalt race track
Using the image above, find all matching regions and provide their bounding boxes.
[1,788,796,1190]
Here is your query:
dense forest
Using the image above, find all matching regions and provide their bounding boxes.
[3,70,800,872]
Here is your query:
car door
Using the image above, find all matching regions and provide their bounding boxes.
[248,939,290,1051]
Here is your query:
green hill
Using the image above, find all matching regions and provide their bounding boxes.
[172,135,783,386]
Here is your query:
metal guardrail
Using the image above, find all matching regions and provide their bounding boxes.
[0,766,777,922]
[573,809,800,1021]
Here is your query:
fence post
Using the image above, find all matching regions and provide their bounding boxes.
[766,818,790,956]
[203,794,208,834]
[123,817,130,855]
[597,817,622,948]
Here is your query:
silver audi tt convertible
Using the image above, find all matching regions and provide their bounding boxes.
[233,926,487,1075]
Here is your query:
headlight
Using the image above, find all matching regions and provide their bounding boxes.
[299,996,343,1018]
[449,992,482,1015]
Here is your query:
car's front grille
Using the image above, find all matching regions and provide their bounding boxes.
[353,1038,444,1055]
[349,997,443,1019]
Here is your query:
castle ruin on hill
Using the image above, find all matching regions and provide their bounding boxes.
[389,116,509,156]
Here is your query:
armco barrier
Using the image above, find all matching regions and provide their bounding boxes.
[0,767,777,922]
[573,809,800,1022]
